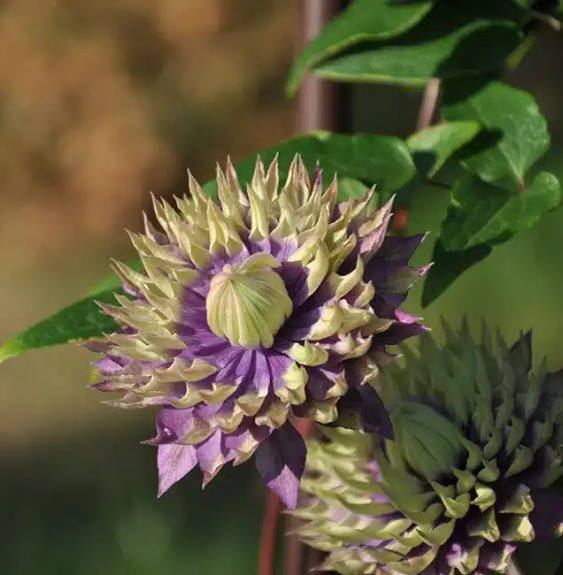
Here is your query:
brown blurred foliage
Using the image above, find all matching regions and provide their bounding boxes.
[0,0,298,264]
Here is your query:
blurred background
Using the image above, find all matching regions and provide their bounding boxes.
[0,1,562,574]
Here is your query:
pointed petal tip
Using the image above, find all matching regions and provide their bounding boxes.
[255,422,306,510]
[267,466,301,509]
[156,444,197,498]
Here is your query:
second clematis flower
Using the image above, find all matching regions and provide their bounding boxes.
[89,155,428,508]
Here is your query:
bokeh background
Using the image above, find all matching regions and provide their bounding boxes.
[0,2,562,574]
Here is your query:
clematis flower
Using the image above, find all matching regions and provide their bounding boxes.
[89,155,427,508]
[295,323,563,572]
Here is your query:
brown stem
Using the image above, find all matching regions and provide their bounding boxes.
[415,78,441,132]
[296,1,341,132]
[258,492,283,575]
[393,78,441,236]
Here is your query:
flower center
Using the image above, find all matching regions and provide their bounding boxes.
[206,252,293,349]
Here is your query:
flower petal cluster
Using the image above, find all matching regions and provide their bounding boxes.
[91,155,426,507]
[296,324,563,572]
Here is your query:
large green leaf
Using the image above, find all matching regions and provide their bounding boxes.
[286,0,432,95]
[422,172,561,306]
[337,177,371,201]
[0,132,415,362]
[442,81,550,191]
[407,121,481,177]
[313,2,525,87]
[0,289,123,363]
[205,131,416,196]
[441,172,561,251]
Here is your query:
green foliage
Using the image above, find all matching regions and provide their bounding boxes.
[440,172,561,252]
[423,81,559,305]
[286,0,433,94]
[205,131,415,196]
[307,1,527,87]
[336,177,370,201]
[407,121,481,177]
[441,81,550,191]
[0,288,123,363]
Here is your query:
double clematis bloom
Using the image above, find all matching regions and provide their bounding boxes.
[296,324,563,573]
[90,155,427,507]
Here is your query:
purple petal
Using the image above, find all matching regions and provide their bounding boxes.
[366,260,431,294]
[278,261,310,307]
[372,292,407,317]
[149,406,194,444]
[356,206,392,261]
[306,366,343,400]
[395,309,421,324]
[375,322,429,345]
[377,233,427,263]
[157,443,197,496]
[255,422,306,509]
[92,356,124,373]
[336,384,393,440]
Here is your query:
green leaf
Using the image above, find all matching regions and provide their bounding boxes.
[205,131,416,197]
[313,2,525,87]
[0,289,123,363]
[441,172,561,252]
[421,172,561,306]
[442,81,550,191]
[337,177,371,201]
[407,121,481,177]
[0,132,415,362]
[421,241,492,307]
[286,0,432,95]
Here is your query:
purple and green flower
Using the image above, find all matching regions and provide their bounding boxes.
[295,324,563,573]
[89,155,427,508]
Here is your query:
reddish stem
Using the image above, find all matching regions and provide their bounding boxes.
[258,490,283,575]
[393,78,441,236]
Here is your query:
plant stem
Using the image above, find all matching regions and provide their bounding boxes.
[258,492,283,575]
[415,78,441,132]
[393,78,441,236]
